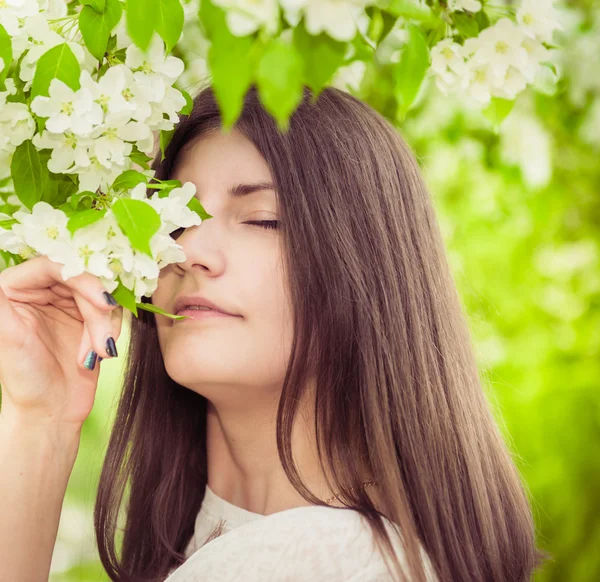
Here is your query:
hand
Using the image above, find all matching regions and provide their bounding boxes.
[0,256,124,431]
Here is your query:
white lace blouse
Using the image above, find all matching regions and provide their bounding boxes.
[164,485,438,581]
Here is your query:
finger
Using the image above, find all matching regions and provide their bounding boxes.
[71,287,117,361]
[1,256,120,361]
[78,321,98,371]
[0,256,118,314]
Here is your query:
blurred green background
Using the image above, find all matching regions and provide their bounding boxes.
[42,1,599,580]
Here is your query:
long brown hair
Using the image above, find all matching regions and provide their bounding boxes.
[94,84,540,581]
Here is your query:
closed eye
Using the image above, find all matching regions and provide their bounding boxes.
[169,220,280,240]
[245,220,280,231]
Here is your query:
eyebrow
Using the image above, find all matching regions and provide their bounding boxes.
[227,182,277,198]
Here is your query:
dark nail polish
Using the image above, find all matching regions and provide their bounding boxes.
[84,350,98,370]
[103,291,118,306]
[98,357,103,363]
[106,337,118,358]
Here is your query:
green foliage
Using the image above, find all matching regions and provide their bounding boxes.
[255,38,304,131]
[393,24,430,120]
[199,0,256,129]
[126,0,158,51]
[30,43,81,98]
[78,0,123,60]
[110,197,161,257]
[155,0,185,53]
[0,23,12,90]
[293,23,347,97]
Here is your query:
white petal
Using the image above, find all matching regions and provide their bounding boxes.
[30,95,57,118]
[46,113,72,134]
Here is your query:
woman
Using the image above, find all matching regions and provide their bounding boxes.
[0,84,540,581]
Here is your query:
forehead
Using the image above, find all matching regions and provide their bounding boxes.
[172,129,274,196]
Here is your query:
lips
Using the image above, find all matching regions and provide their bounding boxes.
[173,294,239,317]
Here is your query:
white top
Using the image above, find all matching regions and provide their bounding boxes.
[164,485,438,581]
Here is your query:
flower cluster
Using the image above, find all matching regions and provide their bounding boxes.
[0,80,36,171]
[0,1,200,309]
[212,0,373,42]
[0,182,202,301]
[30,34,185,193]
[431,0,562,106]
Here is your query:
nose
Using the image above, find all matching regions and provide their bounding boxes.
[174,217,227,276]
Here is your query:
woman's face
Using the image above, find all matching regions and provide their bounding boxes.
[151,129,294,405]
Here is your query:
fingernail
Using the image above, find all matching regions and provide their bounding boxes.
[84,350,98,370]
[106,336,118,358]
[98,357,103,363]
[103,291,118,306]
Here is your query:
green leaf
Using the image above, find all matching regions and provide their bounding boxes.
[0,217,18,230]
[79,0,123,60]
[10,141,51,210]
[80,0,107,13]
[475,9,490,33]
[453,13,479,38]
[384,0,433,22]
[200,0,255,128]
[112,169,149,191]
[187,196,212,220]
[0,23,12,90]
[256,38,304,131]
[150,178,180,190]
[160,128,175,161]
[129,146,153,170]
[293,22,346,96]
[394,24,429,120]
[69,190,96,211]
[111,197,161,257]
[66,207,108,234]
[31,43,81,98]
[135,301,188,319]
[179,88,193,114]
[155,0,184,53]
[111,281,137,315]
[482,97,515,130]
[126,0,158,52]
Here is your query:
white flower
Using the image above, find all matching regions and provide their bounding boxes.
[0,98,35,151]
[31,129,92,173]
[517,0,563,44]
[0,0,39,60]
[463,19,529,79]
[463,57,505,105]
[38,0,68,19]
[126,33,184,87]
[30,78,103,136]
[150,232,186,271]
[431,39,469,91]
[80,67,133,124]
[331,60,366,93]
[11,201,70,255]
[75,155,128,193]
[143,86,186,134]
[448,0,481,12]
[279,0,373,42]
[151,182,202,232]
[19,14,65,84]
[88,119,151,168]
[116,65,152,123]
[211,0,279,37]
[493,65,529,100]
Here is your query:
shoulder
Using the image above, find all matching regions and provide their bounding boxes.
[166,505,415,582]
